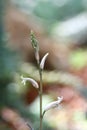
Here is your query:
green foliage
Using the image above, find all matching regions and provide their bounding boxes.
[70,49,87,69]
[33,0,84,22]
[11,0,86,33]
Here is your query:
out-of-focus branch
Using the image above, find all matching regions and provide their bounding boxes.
[1,108,31,130]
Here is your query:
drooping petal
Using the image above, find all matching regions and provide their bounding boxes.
[21,75,26,85]
[40,53,49,70]
[57,96,63,104]
[21,76,39,89]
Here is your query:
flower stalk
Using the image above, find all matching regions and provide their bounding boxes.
[30,31,43,130]
[39,67,43,130]
[21,31,63,130]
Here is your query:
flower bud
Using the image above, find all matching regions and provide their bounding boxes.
[30,31,39,51]
[40,53,49,70]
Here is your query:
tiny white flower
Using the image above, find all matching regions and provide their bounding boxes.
[43,96,63,112]
[40,53,49,70]
[21,75,39,89]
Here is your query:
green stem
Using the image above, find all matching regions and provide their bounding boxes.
[36,51,43,130]
[39,68,43,130]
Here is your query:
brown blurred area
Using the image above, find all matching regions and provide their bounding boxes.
[5,4,71,71]
[1,108,31,130]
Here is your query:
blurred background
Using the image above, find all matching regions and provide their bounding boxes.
[0,0,87,129]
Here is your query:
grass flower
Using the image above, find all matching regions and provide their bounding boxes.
[21,75,39,89]
[43,96,63,114]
